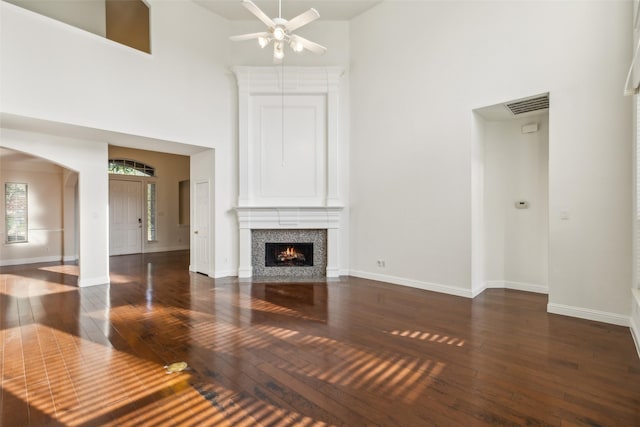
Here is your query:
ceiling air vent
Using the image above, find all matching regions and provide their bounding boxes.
[505,95,549,115]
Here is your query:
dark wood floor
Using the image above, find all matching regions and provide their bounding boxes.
[1,251,639,426]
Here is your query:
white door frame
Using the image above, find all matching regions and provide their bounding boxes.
[109,176,144,256]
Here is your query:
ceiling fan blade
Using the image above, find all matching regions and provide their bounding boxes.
[290,34,326,55]
[241,0,275,28]
[285,8,320,32]
[229,31,270,42]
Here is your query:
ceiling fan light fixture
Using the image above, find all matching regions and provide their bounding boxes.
[290,40,304,52]
[274,41,284,60]
[230,0,326,60]
[258,36,270,48]
[272,26,286,41]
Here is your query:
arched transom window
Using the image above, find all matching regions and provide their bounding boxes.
[108,159,155,177]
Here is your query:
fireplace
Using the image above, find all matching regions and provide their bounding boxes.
[251,229,327,277]
[265,243,314,267]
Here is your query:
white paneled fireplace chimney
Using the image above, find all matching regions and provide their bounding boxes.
[232,66,344,278]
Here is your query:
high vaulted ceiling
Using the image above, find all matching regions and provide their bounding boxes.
[194,0,383,21]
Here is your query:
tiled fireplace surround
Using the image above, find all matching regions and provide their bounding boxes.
[233,66,344,278]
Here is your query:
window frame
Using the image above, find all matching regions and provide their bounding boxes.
[5,182,28,244]
[146,181,157,242]
[108,159,155,177]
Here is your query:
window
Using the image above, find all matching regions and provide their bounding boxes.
[108,159,155,177]
[5,183,28,243]
[147,182,157,241]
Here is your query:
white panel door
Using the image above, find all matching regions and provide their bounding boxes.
[193,181,210,275]
[109,180,142,256]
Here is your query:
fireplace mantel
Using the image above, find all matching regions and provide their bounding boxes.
[236,206,342,229]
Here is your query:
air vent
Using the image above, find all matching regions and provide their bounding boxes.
[505,95,549,115]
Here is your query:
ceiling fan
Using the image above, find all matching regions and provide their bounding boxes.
[229,0,327,63]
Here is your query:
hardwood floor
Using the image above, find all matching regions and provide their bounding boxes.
[1,251,639,426]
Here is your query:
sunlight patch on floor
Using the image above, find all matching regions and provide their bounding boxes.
[387,329,466,346]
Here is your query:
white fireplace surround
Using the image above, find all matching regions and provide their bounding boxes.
[236,207,342,278]
[232,66,345,278]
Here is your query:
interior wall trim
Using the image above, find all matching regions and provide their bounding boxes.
[484,280,548,294]
[0,255,62,267]
[348,270,474,299]
[547,302,630,327]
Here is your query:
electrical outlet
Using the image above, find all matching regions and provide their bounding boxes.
[377,260,386,267]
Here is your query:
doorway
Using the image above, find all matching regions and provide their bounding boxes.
[109,179,143,256]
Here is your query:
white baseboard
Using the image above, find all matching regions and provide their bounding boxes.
[348,270,473,298]
[78,275,110,287]
[63,255,78,262]
[547,302,630,327]
[631,290,640,360]
[213,270,236,279]
[0,255,62,267]
[485,280,548,294]
[144,245,189,254]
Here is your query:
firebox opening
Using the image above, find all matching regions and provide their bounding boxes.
[265,243,314,267]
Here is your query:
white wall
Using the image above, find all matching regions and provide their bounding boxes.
[0,150,64,265]
[1,1,231,146]
[4,0,106,36]
[483,115,549,293]
[350,1,632,321]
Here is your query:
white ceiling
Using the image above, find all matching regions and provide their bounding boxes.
[194,0,383,21]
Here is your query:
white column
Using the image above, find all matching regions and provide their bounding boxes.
[326,76,341,206]
[235,67,251,207]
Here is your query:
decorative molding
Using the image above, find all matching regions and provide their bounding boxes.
[78,275,110,287]
[483,280,548,294]
[349,270,474,299]
[547,302,630,327]
[0,255,62,267]
[232,66,344,208]
[236,206,342,230]
[232,66,344,94]
[144,244,189,254]
[213,270,236,279]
